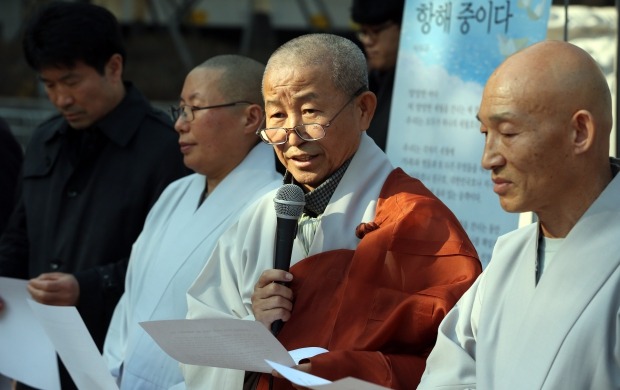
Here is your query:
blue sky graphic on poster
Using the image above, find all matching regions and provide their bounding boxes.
[386,0,551,266]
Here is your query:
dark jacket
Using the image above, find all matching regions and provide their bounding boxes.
[0,83,189,389]
[366,67,396,151]
[0,118,23,233]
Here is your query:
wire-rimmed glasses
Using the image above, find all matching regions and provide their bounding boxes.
[170,101,253,122]
[256,87,366,145]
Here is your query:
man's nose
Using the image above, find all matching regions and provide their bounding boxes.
[51,89,74,109]
[481,134,505,170]
[284,127,305,146]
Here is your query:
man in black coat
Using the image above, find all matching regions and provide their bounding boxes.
[0,3,189,389]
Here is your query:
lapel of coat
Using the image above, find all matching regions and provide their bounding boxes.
[308,135,393,256]
[139,146,280,319]
[478,222,537,386]
[504,175,620,387]
[135,175,215,318]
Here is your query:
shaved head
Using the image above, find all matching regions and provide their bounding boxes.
[489,40,612,149]
[264,34,369,96]
[478,40,613,237]
[197,54,265,105]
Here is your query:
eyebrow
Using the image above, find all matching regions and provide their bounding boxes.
[264,91,320,108]
[476,111,515,124]
[38,72,76,83]
[178,92,202,104]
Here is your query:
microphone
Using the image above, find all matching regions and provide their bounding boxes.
[271,184,305,335]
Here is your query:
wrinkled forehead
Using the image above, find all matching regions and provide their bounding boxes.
[263,65,337,103]
[264,62,328,86]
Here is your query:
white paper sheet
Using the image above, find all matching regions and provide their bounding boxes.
[27,300,118,390]
[288,347,329,365]
[265,360,391,389]
[140,318,327,373]
[266,360,331,386]
[0,277,59,390]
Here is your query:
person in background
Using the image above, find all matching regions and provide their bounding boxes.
[103,54,282,390]
[417,40,620,389]
[0,2,188,389]
[0,117,23,233]
[351,0,404,151]
[182,33,481,390]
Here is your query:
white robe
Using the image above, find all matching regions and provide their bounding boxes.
[103,143,282,390]
[181,134,394,389]
[418,173,620,390]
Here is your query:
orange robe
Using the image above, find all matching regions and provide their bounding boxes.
[258,168,481,389]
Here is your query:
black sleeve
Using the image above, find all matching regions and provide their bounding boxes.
[0,196,30,279]
[0,120,24,234]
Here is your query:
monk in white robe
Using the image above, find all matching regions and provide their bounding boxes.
[182,34,481,390]
[418,41,620,389]
[103,55,281,390]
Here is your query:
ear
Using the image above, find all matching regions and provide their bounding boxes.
[242,104,265,135]
[105,53,124,81]
[356,91,377,132]
[571,109,595,155]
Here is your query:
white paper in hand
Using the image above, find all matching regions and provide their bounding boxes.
[27,299,118,390]
[266,360,331,386]
[140,318,295,373]
[0,277,60,390]
[265,360,392,390]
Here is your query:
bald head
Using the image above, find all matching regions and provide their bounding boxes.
[490,40,612,144]
[197,54,264,105]
[264,33,369,96]
[478,40,613,236]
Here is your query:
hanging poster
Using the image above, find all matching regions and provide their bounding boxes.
[387,0,552,266]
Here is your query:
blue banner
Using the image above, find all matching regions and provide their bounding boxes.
[386,0,552,266]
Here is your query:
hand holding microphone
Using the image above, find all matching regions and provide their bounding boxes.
[270,184,305,335]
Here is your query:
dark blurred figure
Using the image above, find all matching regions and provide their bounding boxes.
[0,117,23,234]
[351,0,404,151]
[0,2,188,389]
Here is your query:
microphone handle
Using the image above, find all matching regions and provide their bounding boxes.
[270,275,289,335]
[273,217,298,271]
[271,318,285,335]
[271,217,298,335]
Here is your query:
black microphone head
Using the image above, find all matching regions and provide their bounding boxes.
[274,184,305,219]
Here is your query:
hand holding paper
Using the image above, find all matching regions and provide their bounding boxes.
[0,276,60,390]
[140,318,390,389]
[265,360,391,390]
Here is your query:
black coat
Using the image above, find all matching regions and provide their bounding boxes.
[0,118,23,234]
[366,67,396,151]
[0,84,190,389]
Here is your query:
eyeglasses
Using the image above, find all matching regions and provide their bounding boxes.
[356,21,396,42]
[256,87,366,145]
[170,101,253,122]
